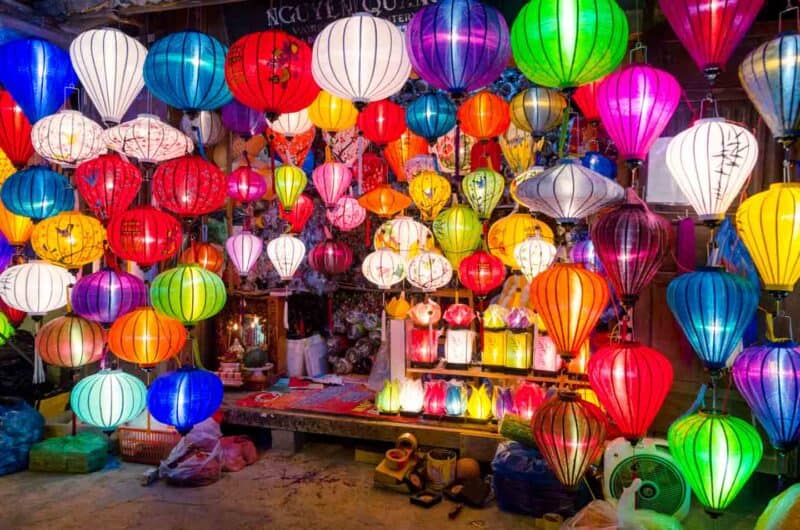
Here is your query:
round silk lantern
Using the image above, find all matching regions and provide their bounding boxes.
[660,0,764,81]
[362,249,406,289]
[500,122,539,175]
[530,263,610,360]
[0,90,33,167]
[0,38,77,123]
[1,167,73,220]
[588,341,673,444]
[0,298,24,329]
[434,126,475,175]
[459,250,506,297]
[409,170,451,221]
[69,28,147,124]
[150,265,227,326]
[668,410,762,516]
[360,151,389,193]
[374,216,431,261]
[532,391,607,489]
[31,110,104,168]
[510,0,628,89]
[152,155,227,217]
[221,99,267,138]
[509,87,567,137]
[181,111,225,146]
[74,153,142,223]
[279,193,314,233]
[405,0,510,96]
[733,341,800,452]
[581,151,616,179]
[433,204,483,268]
[737,183,800,297]
[274,165,308,211]
[407,250,453,291]
[107,206,182,268]
[268,109,313,138]
[488,212,554,269]
[180,242,225,274]
[267,234,306,281]
[0,202,33,248]
[357,100,406,145]
[108,306,187,367]
[225,30,319,118]
[313,161,352,207]
[327,196,366,231]
[147,367,223,434]
[308,91,358,133]
[312,13,411,107]
[384,129,428,182]
[227,165,267,203]
[71,268,147,326]
[573,80,602,123]
[31,212,106,269]
[226,231,263,278]
[406,93,457,144]
[597,65,681,165]
[0,261,75,316]
[409,299,442,327]
[358,185,412,218]
[144,31,232,111]
[102,114,193,164]
[308,238,353,276]
[570,239,603,273]
[36,314,105,368]
[514,236,557,281]
[667,266,759,371]
[462,168,504,220]
[458,91,510,140]
[71,369,147,432]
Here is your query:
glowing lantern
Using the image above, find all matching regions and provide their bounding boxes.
[510,0,628,89]
[573,80,602,123]
[267,234,306,281]
[386,293,411,319]
[534,333,561,373]
[514,236,557,281]
[384,129,428,182]
[510,87,567,137]
[0,90,33,167]
[488,212,554,269]
[274,165,307,211]
[668,411,762,515]
[180,243,225,274]
[362,249,406,289]
[467,384,492,421]
[108,306,187,367]
[445,329,477,367]
[457,91,510,140]
[0,202,33,247]
[499,122,538,174]
[443,304,475,329]
[102,114,193,164]
[376,380,401,414]
[361,151,389,193]
[31,110,104,168]
[409,299,442,328]
[374,216,431,261]
[513,381,546,420]
[445,381,467,416]
[312,161,352,207]
[181,111,225,146]
[312,13,411,106]
[150,265,227,326]
[399,379,424,415]
[269,109,313,137]
[358,185,412,218]
[667,267,759,371]
[279,193,315,233]
[74,154,142,223]
[570,239,603,273]
[148,367,224,434]
[107,207,182,268]
[1,167,74,220]
[567,339,591,376]
[492,386,514,420]
[71,370,147,433]
[407,251,453,292]
[0,261,74,315]
[308,91,358,132]
[530,263,610,360]
[226,231,263,279]
[532,392,607,488]
[31,212,106,269]
[598,65,681,165]
[406,93,457,144]
[308,239,353,276]
[221,100,267,138]
[458,250,506,297]
[482,324,507,369]
[357,100,406,145]
[71,268,147,326]
[0,313,13,344]
[227,165,267,203]
[36,314,105,368]
[408,171,451,221]
[435,127,475,175]
[588,341,673,444]
[409,326,442,365]
[424,380,448,415]
[433,204,482,268]
[327,196,366,231]
[153,155,227,217]
[470,137,502,171]
[462,168,504,220]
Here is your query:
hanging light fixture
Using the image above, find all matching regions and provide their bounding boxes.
[307,91,358,133]
[457,91,510,141]
[180,111,225,146]
[36,313,106,368]
[358,185,412,218]
[459,250,506,297]
[407,250,453,292]
[31,212,106,269]
[71,370,147,433]
[362,249,406,289]
[384,129,428,182]
[0,201,33,249]
[1,167,74,220]
[274,165,308,212]
[74,154,142,224]
[0,261,75,316]
[227,165,267,204]
[462,168,505,220]
[268,108,314,138]
[226,231,263,279]
[148,367,224,434]
[180,242,225,275]
[406,93,457,144]
[374,216,431,261]
[313,161,352,208]
[150,265,227,326]
[487,212,554,269]
[408,170,451,222]
[267,234,306,281]
[433,203,483,268]
[499,122,538,175]
[108,306,187,368]
[106,206,183,269]
[0,90,33,167]
[357,99,406,145]
[221,99,267,138]
[509,87,567,137]
[152,154,227,217]
[279,193,315,233]
[308,238,353,276]
[573,80,603,123]
[102,114,193,164]
[514,235,557,282]
[327,196,366,231]
[71,268,147,326]
[30,110,105,168]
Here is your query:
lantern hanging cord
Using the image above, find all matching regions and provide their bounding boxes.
[556,106,570,159]
[779,1,799,33]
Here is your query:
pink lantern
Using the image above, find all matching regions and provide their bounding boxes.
[227,165,267,203]
[513,381,546,421]
[424,380,448,415]
[326,196,366,231]
[308,237,353,275]
[312,161,352,207]
[597,65,681,166]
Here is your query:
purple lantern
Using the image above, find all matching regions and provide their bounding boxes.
[597,65,681,166]
[492,386,513,420]
[71,268,148,326]
[405,0,511,97]
[733,341,800,453]
[0,232,14,273]
[221,99,267,138]
[570,239,604,274]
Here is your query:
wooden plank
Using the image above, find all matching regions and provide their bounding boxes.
[406,364,591,387]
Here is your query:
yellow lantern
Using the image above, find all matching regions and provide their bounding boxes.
[506,329,533,372]
[499,122,540,175]
[482,329,507,369]
[0,150,14,184]
[274,164,307,211]
[0,200,33,247]
[408,170,451,221]
[488,212,554,269]
[433,203,483,268]
[462,168,505,220]
[308,91,358,133]
[385,292,411,319]
[31,212,106,268]
[466,383,492,421]
[736,183,800,297]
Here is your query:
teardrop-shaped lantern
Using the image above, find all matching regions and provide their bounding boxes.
[459,250,506,297]
[107,206,182,268]
[514,236,557,281]
[36,314,106,368]
[384,129,428,182]
[357,99,406,145]
[1,167,74,220]
[308,239,353,276]
[180,242,225,274]
[71,268,147,326]
[509,87,567,137]
[71,369,147,433]
[0,90,33,167]
[666,266,759,371]
[274,165,308,212]
[308,91,358,133]
[433,204,483,268]
[147,367,223,434]
[31,212,106,269]
[31,110,105,168]
[279,193,315,233]
[268,109,313,137]
[488,212,554,269]
[152,155,227,217]
[362,249,406,289]
[407,251,453,292]
[227,165,267,203]
[327,196,366,231]
[408,170,451,222]
[462,168,505,220]
[102,114,193,164]
[313,161,352,207]
[109,306,187,367]
[458,91,510,140]
[267,234,306,281]
[74,153,142,224]
[406,93,457,144]
[358,185,412,218]
[226,231,263,278]
[500,122,538,175]
[150,265,227,326]
[0,261,75,316]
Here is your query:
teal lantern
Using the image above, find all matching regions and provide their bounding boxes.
[150,264,227,326]
[70,369,147,433]
[1,167,74,220]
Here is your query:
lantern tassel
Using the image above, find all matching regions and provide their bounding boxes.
[357,132,364,194]
[283,299,289,330]
[381,293,387,343]
[32,319,44,385]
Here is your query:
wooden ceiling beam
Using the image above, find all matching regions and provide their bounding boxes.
[118,0,248,15]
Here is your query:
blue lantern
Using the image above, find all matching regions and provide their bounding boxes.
[70,369,147,433]
[147,367,223,434]
[0,38,77,123]
[143,31,232,112]
[1,167,74,220]
[581,151,616,180]
[667,266,759,372]
[406,93,458,144]
[445,383,467,416]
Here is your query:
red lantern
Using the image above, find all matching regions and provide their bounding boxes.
[513,381,546,421]
[279,193,314,233]
[357,100,406,145]
[458,91,510,141]
[74,153,142,224]
[180,242,225,274]
[361,152,388,193]
[107,206,183,268]
[308,238,353,275]
[532,391,607,489]
[153,155,227,217]
[269,126,315,166]
[470,138,502,171]
[383,129,428,182]
[573,80,602,123]
[458,250,506,297]
[227,165,267,203]
[0,297,25,327]
[0,89,33,167]
[424,380,448,415]
[409,327,442,365]
[225,30,320,119]
[588,341,673,444]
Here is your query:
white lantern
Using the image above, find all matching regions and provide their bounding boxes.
[313,161,353,207]
[102,114,193,164]
[445,329,476,367]
[514,236,557,281]
[407,251,453,292]
[180,111,225,146]
[533,333,561,373]
[399,378,424,414]
[268,108,313,137]
[226,230,263,278]
[266,234,306,281]
[69,28,147,125]
[0,261,75,315]
[326,196,366,231]
[31,110,105,168]
[514,159,624,224]
[666,118,758,225]
[362,249,406,289]
[374,216,431,261]
[312,13,411,107]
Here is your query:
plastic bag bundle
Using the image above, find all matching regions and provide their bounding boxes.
[0,397,44,475]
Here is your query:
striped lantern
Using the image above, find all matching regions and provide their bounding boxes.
[0,201,33,248]
[362,249,406,289]
[227,165,267,203]
[313,161,352,207]
[70,369,147,433]
[0,261,75,316]
[514,236,557,282]
[509,87,567,137]
[102,114,193,164]
[267,234,306,281]
[71,268,147,326]
[308,239,353,276]
[150,265,227,326]
[462,168,505,220]
[326,196,366,231]
[152,155,227,217]
[226,231,263,278]
[147,367,223,434]
[31,110,105,168]
[106,206,183,268]
[180,242,225,274]
[407,250,453,292]
[108,306,187,367]
[308,91,358,133]
[36,314,106,368]
[74,153,142,224]
[31,212,106,269]
[180,111,225,146]
[269,108,313,137]
[1,167,74,220]
[0,89,33,167]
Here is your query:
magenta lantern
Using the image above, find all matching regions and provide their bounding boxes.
[312,161,353,208]
[308,238,353,276]
[227,165,267,203]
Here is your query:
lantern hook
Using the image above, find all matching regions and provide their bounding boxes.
[779,1,799,33]
[628,41,647,65]
[698,92,719,119]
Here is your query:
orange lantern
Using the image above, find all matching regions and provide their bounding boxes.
[457,91,510,141]
[383,129,428,182]
[358,185,412,218]
[0,200,32,248]
[180,242,225,274]
[36,313,106,368]
[108,306,187,368]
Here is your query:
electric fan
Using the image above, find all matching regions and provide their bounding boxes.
[603,437,691,521]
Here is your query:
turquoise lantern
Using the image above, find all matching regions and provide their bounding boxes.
[406,93,458,144]
[147,367,224,434]
[70,369,147,433]
[1,167,74,220]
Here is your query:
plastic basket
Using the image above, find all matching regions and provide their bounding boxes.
[118,426,181,465]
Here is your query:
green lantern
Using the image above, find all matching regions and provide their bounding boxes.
[274,164,307,211]
[462,169,505,220]
[668,410,763,516]
[150,264,227,326]
[433,203,483,268]
[375,380,400,414]
[510,0,629,89]
[0,313,14,346]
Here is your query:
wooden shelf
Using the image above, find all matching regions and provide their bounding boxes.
[406,363,591,387]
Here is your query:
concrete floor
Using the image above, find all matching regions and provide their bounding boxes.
[0,440,772,530]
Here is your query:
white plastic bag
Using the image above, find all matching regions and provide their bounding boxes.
[561,500,619,530]
[367,341,391,391]
[159,419,222,487]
